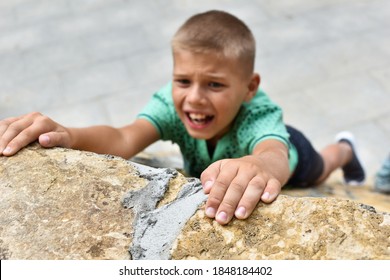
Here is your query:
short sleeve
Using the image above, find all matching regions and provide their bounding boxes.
[234,89,290,154]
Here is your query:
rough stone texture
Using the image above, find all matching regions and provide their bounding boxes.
[172,196,390,260]
[0,143,144,260]
[1,144,389,260]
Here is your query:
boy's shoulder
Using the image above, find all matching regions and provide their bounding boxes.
[233,88,281,123]
[153,82,174,102]
[245,88,280,109]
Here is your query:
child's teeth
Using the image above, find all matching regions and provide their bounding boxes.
[190,113,206,120]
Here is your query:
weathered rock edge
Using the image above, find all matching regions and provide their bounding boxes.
[0,144,389,260]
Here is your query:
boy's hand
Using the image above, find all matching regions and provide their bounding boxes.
[0,112,72,156]
[200,140,290,225]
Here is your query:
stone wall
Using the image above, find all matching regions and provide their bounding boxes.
[0,144,389,260]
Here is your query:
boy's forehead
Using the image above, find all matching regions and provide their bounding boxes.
[173,49,248,78]
[173,49,239,68]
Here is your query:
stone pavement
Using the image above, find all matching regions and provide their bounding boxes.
[1,0,390,185]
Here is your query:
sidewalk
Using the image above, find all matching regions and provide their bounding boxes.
[1,0,389,180]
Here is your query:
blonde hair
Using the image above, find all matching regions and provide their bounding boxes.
[172,10,256,76]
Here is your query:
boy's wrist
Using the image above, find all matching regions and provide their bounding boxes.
[66,127,78,149]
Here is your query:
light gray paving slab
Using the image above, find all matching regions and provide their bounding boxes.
[376,112,390,138]
[370,65,390,93]
[0,52,25,87]
[42,99,111,127]
[304,73,389,128]
[67,0,129,14]
[0,6,17,32]
[0,24,49,54]
[123,50,172,90]
[0,73,62,119]
[20,40,89,80]
[307,36,390,80]
[258,47,327,94]
[303,1,386,37]
[59,59,133,104]
[13,0,70,27]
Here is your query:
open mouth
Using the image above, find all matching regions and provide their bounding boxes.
[186,113,214,126]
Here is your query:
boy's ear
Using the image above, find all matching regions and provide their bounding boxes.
[244,73,261,102]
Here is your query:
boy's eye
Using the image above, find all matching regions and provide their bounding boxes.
[176,79,190,86]
[209,82,223,88]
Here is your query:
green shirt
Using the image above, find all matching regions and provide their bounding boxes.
[138,82,298,177]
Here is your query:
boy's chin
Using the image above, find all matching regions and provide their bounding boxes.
[186,130,213,140]
[188,133,209,140]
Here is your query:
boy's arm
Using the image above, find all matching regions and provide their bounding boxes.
[200,139,290,225]
[68,119,159,158]
[0,112,159,158]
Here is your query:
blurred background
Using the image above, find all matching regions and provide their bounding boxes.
[1,0,389,183]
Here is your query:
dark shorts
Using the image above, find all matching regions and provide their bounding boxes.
[286,125,324,187]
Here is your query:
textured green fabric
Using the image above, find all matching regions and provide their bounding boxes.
[138,82,298,177]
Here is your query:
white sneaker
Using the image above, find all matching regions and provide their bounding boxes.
[335,131,365,185]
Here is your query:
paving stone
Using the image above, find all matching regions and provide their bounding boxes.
[60,59,133,104]
[13,0,70,27]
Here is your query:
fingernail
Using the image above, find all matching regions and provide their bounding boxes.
[3,147,11,154]
[40,135,50,144]
[216,211,228,223]
[205,207,216,218]
[203,180,213,190]
[235,206,246,218]
[262,192,270,201]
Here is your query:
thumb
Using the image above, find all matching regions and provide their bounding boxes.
[260,178,282,203]
[200,160,223,193]
[38,132,69,148]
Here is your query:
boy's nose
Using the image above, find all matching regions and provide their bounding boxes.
[187,85,206,105]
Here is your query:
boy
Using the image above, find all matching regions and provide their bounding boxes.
[0,10,364,225]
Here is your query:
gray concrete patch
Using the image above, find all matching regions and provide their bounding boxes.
[122,163,177,213]
[123,163,207,260]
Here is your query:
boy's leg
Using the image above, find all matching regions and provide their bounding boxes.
[286,125,324,187]
[314,131,365,185]
[314,143,350,184]
[286,126,365,186]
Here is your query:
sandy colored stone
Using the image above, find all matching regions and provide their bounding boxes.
[281,171,390,214]
[0,143,146,259]
[1,144,390,260]
[171,195,390,260]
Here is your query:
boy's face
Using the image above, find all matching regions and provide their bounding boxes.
[172,49,259,144]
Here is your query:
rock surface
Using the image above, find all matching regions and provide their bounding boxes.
[0,144,143,259]
[0,144,389,260]
[172,196,390,260]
